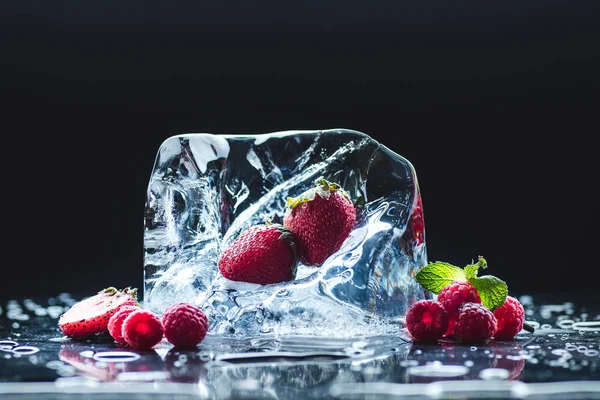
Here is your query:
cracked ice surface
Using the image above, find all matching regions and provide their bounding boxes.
[143,129,428,338]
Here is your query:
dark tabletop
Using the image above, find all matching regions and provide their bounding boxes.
[2,292,600,400]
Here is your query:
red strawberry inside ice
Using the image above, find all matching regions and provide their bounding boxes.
[218,223,298,285]
[283,177,356,266]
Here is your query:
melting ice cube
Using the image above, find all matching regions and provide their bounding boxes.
[143,129,428,337]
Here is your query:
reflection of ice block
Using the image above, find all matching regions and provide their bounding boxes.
[143,129,429,337]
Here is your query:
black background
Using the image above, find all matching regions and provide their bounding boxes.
[1,1,597,300]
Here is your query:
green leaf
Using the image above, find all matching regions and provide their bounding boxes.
[468,275,508,311]
[464,256,488,280]
[415,262,467,294]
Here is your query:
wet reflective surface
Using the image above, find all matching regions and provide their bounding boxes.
[2,293,600,399]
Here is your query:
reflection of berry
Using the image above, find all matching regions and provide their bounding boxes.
[453,302,497,343]
[165,348,207,383]
[122,310,163,350]
[493,296,525,340]
[491,342,526,380]
[406,300,449,343]
[108,306,140,344]
[438,281,481,336]
[161,302,208,348]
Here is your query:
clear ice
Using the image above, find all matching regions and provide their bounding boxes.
[143,129,428,338]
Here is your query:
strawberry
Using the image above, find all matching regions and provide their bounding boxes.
[408,194,425,246]
[283,177,356,266]
[218,223,298,284]
[58,287,139,339]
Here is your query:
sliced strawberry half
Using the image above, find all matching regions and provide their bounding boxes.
[58,287,139,339]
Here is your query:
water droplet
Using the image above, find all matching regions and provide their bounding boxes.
[0,340,18,350]
[46,361,65,370]
[464,360,474,367]
[557,319,575,329]
[526,345,541,350]
[92,351,141,363]
[470,346,477,351]
[585,349,600,357]
[11,346,39,355]
[34,308,48,317]
[479,368,510,380]
[572,321,600,332]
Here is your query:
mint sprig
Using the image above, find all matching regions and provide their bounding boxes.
[415,256,508,311]
[414,262,466,294]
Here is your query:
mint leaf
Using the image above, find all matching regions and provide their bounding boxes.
[416,262,467,294]
[464,256,488,280]
[468,275,508,311]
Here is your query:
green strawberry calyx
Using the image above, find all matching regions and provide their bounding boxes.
[285,177,349,209]
[415,255,508,311]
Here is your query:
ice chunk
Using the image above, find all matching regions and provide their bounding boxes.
[143,129,429,337]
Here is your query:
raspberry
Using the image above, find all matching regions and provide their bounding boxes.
[493,296,525,340]
[161,302,209,348]
[107,305,139,344]
[453,302,497,343]
[437,281,481,336]
[405,300,449,343]
[122,310,164,350]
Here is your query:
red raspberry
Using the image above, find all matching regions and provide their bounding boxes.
[405,300,449,343]
[161,302,209,348]
[122,310,164,350]
[437,281,481,336]
[453,302,497,343]
[493,296,525,340]
[107,305,139,344]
